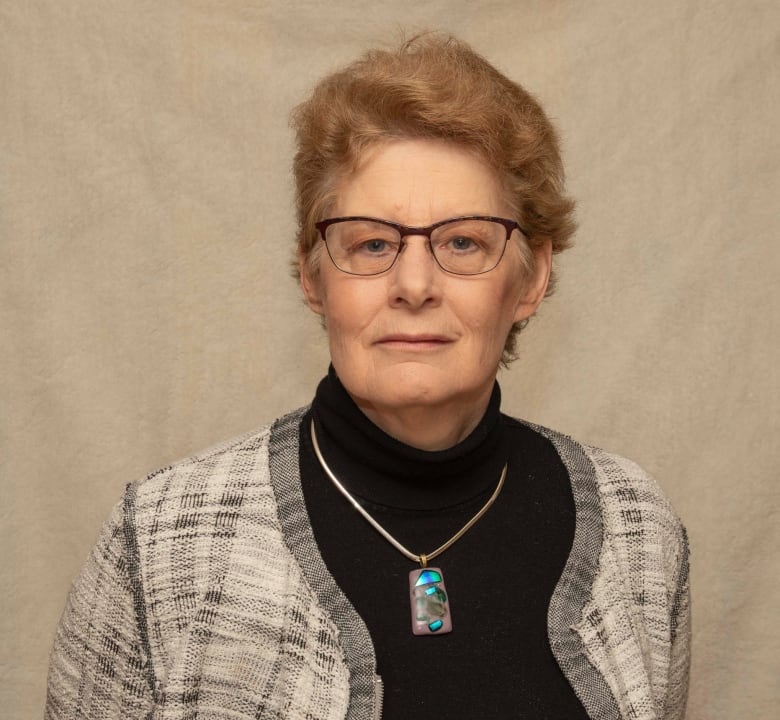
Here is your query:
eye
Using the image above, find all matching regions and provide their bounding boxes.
[350,236,399,257]
[335,221,400,257]
[448,235,478,252]
[439,234,483,254]
[356,238,393,254]
[434,220,498,257]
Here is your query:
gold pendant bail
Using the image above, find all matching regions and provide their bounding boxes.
[419,554,428,568]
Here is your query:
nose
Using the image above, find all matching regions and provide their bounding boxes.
[388,236,441,309]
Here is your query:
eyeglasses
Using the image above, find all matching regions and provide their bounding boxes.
[315,215,528,276]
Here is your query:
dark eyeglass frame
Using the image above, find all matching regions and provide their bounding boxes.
[314,215,530,276]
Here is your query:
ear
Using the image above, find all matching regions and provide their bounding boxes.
[299,255,325,315]
[513,238,552,324]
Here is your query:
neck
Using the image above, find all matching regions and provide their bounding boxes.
[349,389,493,451]
[310,367,507,508]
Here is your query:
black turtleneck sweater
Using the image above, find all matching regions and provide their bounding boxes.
[298,369,589,719]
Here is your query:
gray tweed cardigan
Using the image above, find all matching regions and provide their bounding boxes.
[46,408,690,719]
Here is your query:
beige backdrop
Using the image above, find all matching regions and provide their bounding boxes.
[2,1,778,717]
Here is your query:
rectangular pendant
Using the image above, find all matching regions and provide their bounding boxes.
[409,566,452,635]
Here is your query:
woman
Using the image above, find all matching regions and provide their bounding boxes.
[46,34,690,719]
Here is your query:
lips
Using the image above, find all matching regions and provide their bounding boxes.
[375,334,454,349]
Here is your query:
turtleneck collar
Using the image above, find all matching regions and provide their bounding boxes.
[310,366,509,511]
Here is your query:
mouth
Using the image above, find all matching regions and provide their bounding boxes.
[375,334,454,351]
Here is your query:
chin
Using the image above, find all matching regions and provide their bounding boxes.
[368,364,479,410]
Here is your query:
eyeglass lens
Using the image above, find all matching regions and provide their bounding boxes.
[323,218,510,275]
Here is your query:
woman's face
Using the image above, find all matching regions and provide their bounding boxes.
[301,138,550,437]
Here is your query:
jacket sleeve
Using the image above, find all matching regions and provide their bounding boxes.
[45,499,154,718]
[664,527,691,720]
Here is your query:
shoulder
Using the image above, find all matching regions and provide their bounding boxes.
[130,424,270,503]
[120,407,310,597]
[98,405,353,714]
[512,418,686,540]
[118,407,309,653]
[507,416,689,600]
[127,406,308,517]
[578,442,686,540]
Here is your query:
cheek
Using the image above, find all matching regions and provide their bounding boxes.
[469,281,522,329]
[320,278,381,344]
[321,295,352,350]
[494,269,527,324]
[457,281,522,355]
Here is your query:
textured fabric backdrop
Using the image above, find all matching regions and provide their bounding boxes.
[2,1,778,718]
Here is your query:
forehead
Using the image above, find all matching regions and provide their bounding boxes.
[332,138,509,223]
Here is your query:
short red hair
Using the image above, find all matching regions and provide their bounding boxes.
[291,33,575,361]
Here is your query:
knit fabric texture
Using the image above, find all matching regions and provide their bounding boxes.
[46,408,690,719]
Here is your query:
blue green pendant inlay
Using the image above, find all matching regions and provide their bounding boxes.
[409,566,452,635]
[415,569,442,587]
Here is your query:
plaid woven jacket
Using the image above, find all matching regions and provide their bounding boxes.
[46,407,690,719]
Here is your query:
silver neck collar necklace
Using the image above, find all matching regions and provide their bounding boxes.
[309,419,507,635]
